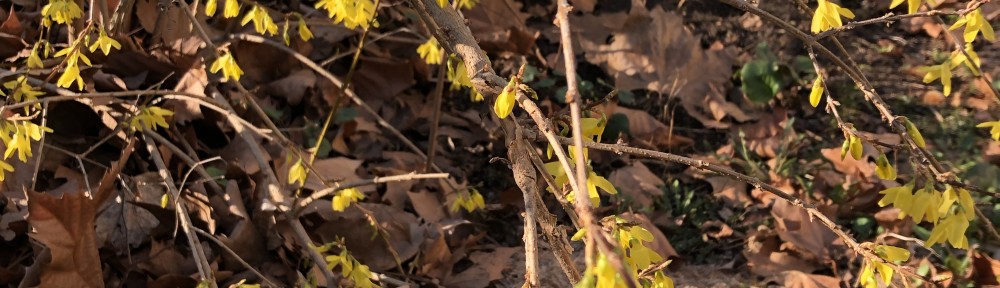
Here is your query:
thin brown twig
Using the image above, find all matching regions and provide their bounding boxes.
[554,2,640,286]
[425,54,448,173]
[141,131,218,288]
[231,33,441,173]
[530,131,932,284]
[295,172,451,212]
[193,227,279,287]
[406,0,592,285]
[813,0,987,40]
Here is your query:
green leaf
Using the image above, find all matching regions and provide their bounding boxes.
[335,107,358,124]
[602,113,630,142]
[740,59,783,103]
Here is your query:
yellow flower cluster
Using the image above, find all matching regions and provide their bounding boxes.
[950,9,995,43]
[128,106,175,131]
[332,187,364,211]
[241,5,279,36]
[572,218,674,288]
[543,117,617,207]
[447,59,483,102]
[417,38,444,65]
[919,45,981,96]
[41,0,83,25]
[450,188,485,213]
[810,0,854,33]
[315,0,378,30]
[322,248,377,288]
[858,244,910,288]
[0,79,52,181]
[879,182,974,249]
[210,50,244,81]
[978,121,1000,140]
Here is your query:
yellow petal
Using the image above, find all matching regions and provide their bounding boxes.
[849,135,863,160]
[809,76,824,107]
[904,119,925,148]
[875,153,896,180]
[493,77,517,118]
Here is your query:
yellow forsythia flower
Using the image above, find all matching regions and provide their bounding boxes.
[223,0,239,18]
[326,250,377,288]
[926,210,971,249]
[129,106,174,131]
[456,0,477,10]
[859,245,909,288]
[332,187,365,211]
[811,0,855,33]
[288,157,308,185]
[889,0,922,14]
[89,27,122,55]
[874,153,896,180]
[241,5,279,35]
[949,8,995,43]
[877,182,914,209]
[315,0,378,30]
[918,60,954,96]
[809,75,824,107]
[493,77,517,118]
[417,38,444,65]
[3,76,44,103]
[56,64,84,90]
[27,44,44,69]
[977,121,1000,140]
[41,0,83,25]
[0,159,14,182]
[450,188,485,212]
[298,19,314,42]
[447,60,483,101]
[210,51,244,81]
[205,0,217,16]
[2,121,52,162]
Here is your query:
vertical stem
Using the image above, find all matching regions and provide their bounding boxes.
[425,56,447,172]
[555,0,595,268]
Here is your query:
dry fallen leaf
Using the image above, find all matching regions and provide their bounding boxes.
[573,7,745,128]
[777,270,841,288]
[744,227,818,277]
[705,176,751,207]
[972,251,1000,286]
[600,103,693,148]
[27,187,104,288]
[770,199,844,263]
[311,202,423,271]
[609,161,664,208]
[444,247,519,288]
